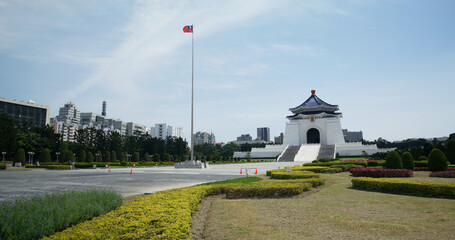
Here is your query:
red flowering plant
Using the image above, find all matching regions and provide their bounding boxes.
[350,167,413,178]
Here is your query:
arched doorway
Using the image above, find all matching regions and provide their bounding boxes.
[307,128,320,144]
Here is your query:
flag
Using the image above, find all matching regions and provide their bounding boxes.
[183,25,193,33]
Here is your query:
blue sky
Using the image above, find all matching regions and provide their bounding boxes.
[1,0,454,143]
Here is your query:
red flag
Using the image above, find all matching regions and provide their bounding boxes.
[183,25,193,33]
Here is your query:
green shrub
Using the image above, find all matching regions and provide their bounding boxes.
[446,139,455,164]
[385,151,403,169]
[319,167,343,173]
[39,162,61,165]
[0,164,6,170]
[224,182,312,198]
[401,151,415,170]
[270,171,319,179]
[26,165,71,170]
[14,148,25,166]
[418,156,428,161]
[367,161,379,167]
[0,189,122,240]
[39,148,52,162]
[428,148,448,172]
[329,165,350,172]
[414,160,429,167]
[351,177,455,199]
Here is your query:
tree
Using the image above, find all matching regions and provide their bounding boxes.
[163,153,171,162]
[119,152,126,162]
[144,152,150,162]
[104,151,111,163]
[153,153,160,162]
[220,142,239,158]
[38,148,51,163]
[445,139,455,164]
[401,151,414,170]
[428,149,448,172]
[385,151,402,169]
[133,152,140,162]
[111,151,117,162]
[61,150,74,163]
[14,148,25,166]
[87,152,93,163]
[79,150,86,162]
[423,143,434,157]
[95,151,102,162]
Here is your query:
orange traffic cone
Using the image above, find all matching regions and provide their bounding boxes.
[130,168,133,174]
[108,167,111,173]
[240,168,243,174]
[255,168,258,174]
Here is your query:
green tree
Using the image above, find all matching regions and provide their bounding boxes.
[445,139,455,164]
[104,151,111,163]
[38,148,51,163]
[385,151,403,169]
[401,151,414,170]
[86,152,93,163]
[14,148,26,166]
[163,153,171,162]
[153,153,160,162]
[79,150,86,162]
[119,152,126,162]
[428,148,448,172]
[133,152,140,162]
[144,152,150,162]
[62,150,74,163]
[220,142,240,158]
[111,151,117,162]
[95,151,102,162]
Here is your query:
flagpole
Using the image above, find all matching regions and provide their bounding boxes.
[190,26,194,162]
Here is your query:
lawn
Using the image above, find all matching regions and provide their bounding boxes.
[200,172,455,240]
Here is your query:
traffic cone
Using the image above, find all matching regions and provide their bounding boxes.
[108,167,111,173]
[130,168,133,174]
[255,168,258,174]
[240,168,243,174]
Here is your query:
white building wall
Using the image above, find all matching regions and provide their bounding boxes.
[283,117,345,146]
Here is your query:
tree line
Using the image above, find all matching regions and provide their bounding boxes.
[0,113,188,165]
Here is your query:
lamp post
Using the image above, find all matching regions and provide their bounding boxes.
[28,152,35,164]
[95,153,100,162]
[56,152,60,162]
[2,152,6,164]
[126,154,132,162]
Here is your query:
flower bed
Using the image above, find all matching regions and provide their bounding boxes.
[304,161,368,167]
[430,171,455,178]
[270,171,319,179]
[351,177,455,199]
[415,167,455,171]
[350,168,413,178]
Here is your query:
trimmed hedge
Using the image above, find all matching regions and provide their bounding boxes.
[351,177,455,199]
[270,171,319,179]
[385,151,403,169]
[45,177,322,239]
[0,164,6,170]
[350,168,413,178]
[428,149,448,172]
[303,161,368,167]
[430,171,455,178]
[402,152,415,170]
[26,165,71,170]
[414,160,429,167]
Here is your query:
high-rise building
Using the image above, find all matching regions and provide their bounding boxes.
[237,134,253,141]
[102,101,107,116]
[194,131,216,145]
[80,112,105,127]
[257,127,270,142]
[0,97,50,127]
[56,102,80,124]
[151,123,184,139]
[126,122,146,136]
[274,132,284,144]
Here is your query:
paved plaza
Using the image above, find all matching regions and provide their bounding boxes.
[0,162,301,202]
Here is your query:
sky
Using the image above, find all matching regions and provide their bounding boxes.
[0,0,454,143]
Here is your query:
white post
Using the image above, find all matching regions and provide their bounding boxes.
[190,26,194,162]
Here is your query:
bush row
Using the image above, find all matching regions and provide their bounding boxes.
[350,168,413,178]
[414,167,455,171]
[0,164,6,170]
[304,161,368,167]
[351,177,455,199]
[45,178,322,239]
[430,171,455,178]
[1,189,122,240]
[25,165,71,170]
[270,171,320,179]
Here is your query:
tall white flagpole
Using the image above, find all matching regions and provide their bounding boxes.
[190,25,194,162]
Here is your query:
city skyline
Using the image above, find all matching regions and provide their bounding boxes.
[1,1,454,143]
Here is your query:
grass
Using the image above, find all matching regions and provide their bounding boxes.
[202,172,455,240]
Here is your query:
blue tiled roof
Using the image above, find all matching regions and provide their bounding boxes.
[287,111,342,119]
[290,95,338,111]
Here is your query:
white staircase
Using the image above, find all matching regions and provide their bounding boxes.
[294,144,320,163]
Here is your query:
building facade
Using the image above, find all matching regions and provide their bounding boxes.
[342,129,363,142]
[257,127,270,142]
[0,97,50,127]
[151,123,184,139]
[56,102,80,125]
[194,131,216,145]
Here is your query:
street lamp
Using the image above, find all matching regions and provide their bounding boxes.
[126,154,132,162]
[28,152,35,164]
[56,152,60,162]
[2,152,6,164]
[96,153,100,162]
